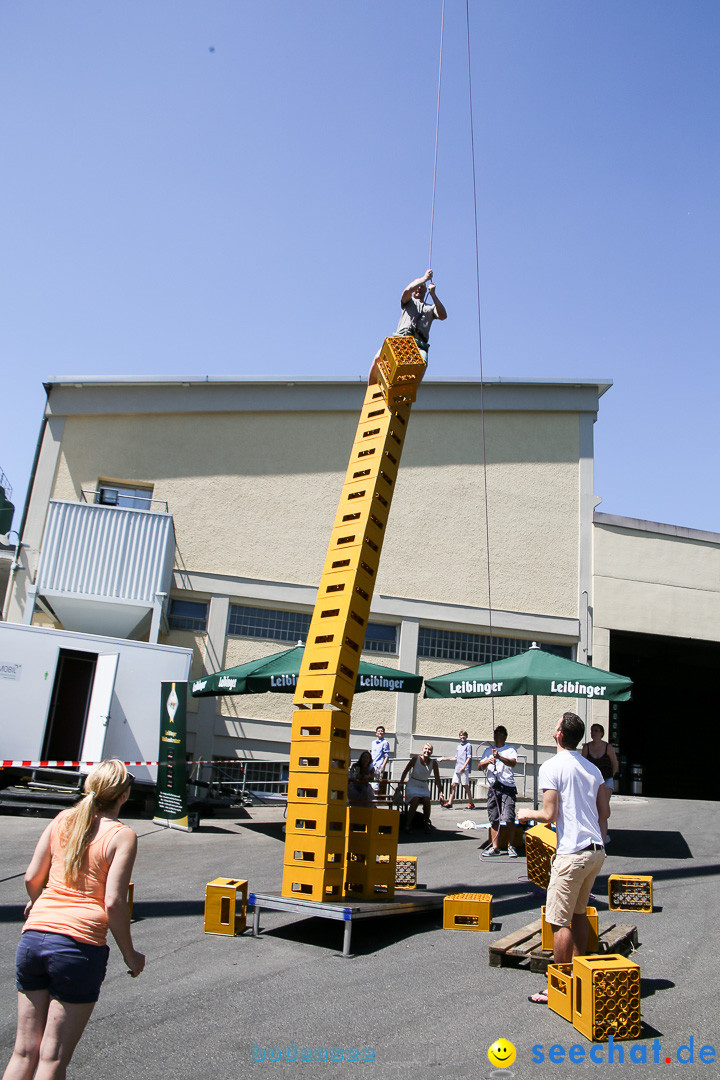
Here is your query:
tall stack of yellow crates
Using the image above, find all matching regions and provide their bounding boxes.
[282,338,427,901]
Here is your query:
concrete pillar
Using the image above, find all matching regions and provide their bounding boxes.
[194,594,230,761]
[395,616,419,760]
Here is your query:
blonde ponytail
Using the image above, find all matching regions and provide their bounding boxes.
[61,759,129,882]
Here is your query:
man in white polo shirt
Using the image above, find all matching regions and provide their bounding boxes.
[518,711,610,1004]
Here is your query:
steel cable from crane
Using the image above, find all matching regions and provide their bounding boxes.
[463,0,496,726]
[426,0,496,727]
[428,0,445,270]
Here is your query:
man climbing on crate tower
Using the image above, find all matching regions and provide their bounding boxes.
[369,269,447,383]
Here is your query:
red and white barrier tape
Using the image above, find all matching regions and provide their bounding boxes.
[0,760,246,768]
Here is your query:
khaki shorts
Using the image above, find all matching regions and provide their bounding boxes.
[545,847,606,928]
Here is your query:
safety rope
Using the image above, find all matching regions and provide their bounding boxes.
[428,0,445,269]
[426,1,496,726]
[464,0,496,726]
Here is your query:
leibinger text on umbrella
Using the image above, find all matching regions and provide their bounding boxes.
[359,675,406,689]
[449,680,504,695]
[191,676,239,692]
[550,680,608,698]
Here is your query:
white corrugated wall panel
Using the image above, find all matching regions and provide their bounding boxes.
[37,502,175,602]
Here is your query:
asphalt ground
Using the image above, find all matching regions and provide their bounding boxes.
[0,795,718,1080]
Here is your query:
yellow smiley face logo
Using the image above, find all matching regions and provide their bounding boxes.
[487,1038,517,1069]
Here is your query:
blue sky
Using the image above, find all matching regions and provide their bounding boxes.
[2,1,719,532]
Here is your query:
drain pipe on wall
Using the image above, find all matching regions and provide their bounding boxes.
[2,410,48,621]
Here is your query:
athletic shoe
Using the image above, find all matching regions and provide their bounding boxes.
[466,802,475,809]
[481,846,503,857]
[507,845,518,858]
[441,802,452,810]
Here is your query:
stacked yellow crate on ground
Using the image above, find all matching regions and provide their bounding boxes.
[344,805,399,899]
[547,954,641,1042]
[283,710,351,901]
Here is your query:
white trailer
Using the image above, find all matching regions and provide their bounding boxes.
[0,622,192,786]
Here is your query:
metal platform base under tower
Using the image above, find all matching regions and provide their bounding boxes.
[249,889,445,957]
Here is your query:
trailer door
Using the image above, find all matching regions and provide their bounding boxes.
[80,653,119,763]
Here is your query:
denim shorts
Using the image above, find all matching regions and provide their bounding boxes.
[16,931,110,1003]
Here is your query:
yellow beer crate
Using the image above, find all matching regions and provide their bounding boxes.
[204,877,248,936]
[547,963,574,1022]
[608,874,653,913]
[281,865,344,902]
[572,954,641,1042]
[524,823,557,890]
[443,892,492,932]
[542,905,598,952]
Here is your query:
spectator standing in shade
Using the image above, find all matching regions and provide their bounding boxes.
[440,731,474,809]
[478,726,518,857]
[582,723,618,843]
[370,726,390,794]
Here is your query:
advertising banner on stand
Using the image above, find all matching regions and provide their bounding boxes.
[153,681,191,830]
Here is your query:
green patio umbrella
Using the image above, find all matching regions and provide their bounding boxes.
[190,643,423,697]
[423,643,632,801]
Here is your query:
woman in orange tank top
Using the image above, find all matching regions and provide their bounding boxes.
[3,760,144,1080]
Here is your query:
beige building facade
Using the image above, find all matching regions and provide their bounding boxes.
[4,377,719,798]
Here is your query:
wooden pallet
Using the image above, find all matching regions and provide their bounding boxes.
[488,919,638,973]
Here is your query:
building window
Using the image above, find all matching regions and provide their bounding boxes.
[418,628,572,664]
[168,599,209,632]
[228,605,310,643]
[363,623,397,654]
[227,604,397,655]
[96,481,154,510]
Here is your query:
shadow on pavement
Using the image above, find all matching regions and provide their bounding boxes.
[236,820,286,842]
[263,908,442,955]
[131,900,206,921]
[605,829,692,859]
[641,978,675,999]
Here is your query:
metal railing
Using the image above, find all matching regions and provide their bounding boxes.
[387,756,528,800]
[186,754,527,807]
[80,489,169,513]
[188,759,289,805]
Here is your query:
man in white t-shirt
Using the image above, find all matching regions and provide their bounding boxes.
[478,726,518,857]
[518,711,610,1003]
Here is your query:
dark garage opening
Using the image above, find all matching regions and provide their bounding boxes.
[610,630,720,801]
